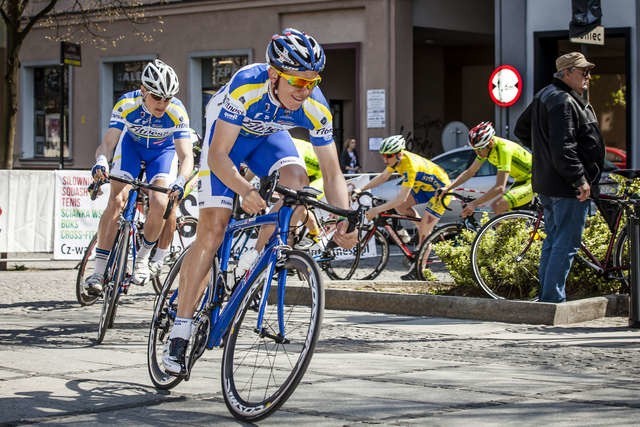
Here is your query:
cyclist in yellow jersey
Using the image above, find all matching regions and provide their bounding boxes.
[355,135,450,279]
[439,121,533,217]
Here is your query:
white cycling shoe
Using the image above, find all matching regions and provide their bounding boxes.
[132,257,150,285]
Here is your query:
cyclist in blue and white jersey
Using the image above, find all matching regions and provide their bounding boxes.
[162,28,357,376]
[84,60,194,294]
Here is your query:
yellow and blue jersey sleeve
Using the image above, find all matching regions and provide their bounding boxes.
[389,151,450,192]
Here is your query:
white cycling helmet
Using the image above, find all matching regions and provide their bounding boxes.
[141,59,179,98]
[379,135,406,155]
[468,121,495,149]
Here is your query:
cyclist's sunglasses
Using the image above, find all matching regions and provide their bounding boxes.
[381,153,396,159]
[273,68,322,90]
[148,92,172,102]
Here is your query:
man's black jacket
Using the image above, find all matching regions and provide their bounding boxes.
[514,78,604,198]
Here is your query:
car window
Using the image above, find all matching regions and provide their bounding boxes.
[433,151,475,177]
[476,161,498,177]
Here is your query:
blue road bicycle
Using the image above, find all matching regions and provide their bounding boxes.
[147,172,363,422]
[90,171,174,344]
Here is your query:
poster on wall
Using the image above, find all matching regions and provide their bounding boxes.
[366,89,386,128]
[53,170,109,260]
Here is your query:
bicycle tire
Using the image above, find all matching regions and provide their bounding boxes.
[325,225,389,280]
[471,211,543,300]
[415,223,467,281]
[76,233,99,306]
[150,216,198,295]
[613,226,630,293]
[97,225,129,344]
[221,249,323,422]
[147,248,189,390]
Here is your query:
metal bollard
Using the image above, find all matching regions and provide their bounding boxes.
[628,204,640,328]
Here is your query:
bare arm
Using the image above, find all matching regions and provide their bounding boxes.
[314,143,350,209]
[441,159,483,195]
[173,137,194,183]
[360,169,393,191]
[461,170,510,216]
[92,127,122,180]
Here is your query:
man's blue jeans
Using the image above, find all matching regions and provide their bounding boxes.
[538,195,589,303]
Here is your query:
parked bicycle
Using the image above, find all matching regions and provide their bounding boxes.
[470,171,636,300]
[147,171,363,422]
[88,172,174,344]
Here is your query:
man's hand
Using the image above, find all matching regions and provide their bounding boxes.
[332,219,358,249]
[168,176,186,201]
[241,188,267,215]
[91,155,109,182]
[461,201,476,218]
[365,206,379,222]
[576,182,591,202]
[435,187,448,200]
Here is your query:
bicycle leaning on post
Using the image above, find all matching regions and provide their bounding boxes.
[88,172,174,344]
[147,171,364,422]
[470,170,638,300]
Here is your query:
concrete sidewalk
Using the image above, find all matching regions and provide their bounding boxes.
[1,265,639,425]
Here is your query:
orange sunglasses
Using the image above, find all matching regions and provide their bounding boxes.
[273,68,322,90]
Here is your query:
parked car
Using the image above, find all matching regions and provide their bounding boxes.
[605,146,627,169]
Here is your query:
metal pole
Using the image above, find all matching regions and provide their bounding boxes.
[628,204,640,328]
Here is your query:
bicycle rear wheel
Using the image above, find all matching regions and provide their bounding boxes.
[613,226,630,293]
[97,226,129,344]
[471,211,543,300]
[147,249,188,390]
[221,249,323,422]
[415,223,468,281]
[76,233,99,306]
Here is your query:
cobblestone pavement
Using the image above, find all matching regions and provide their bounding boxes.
[1,261,639,425]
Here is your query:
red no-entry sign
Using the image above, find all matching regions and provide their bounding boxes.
[488,65,522,107]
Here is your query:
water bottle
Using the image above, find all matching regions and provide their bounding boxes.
[236,248,259,277]
[397,228,411,244]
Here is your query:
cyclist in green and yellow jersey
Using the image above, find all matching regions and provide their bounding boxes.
[440,121,533,217]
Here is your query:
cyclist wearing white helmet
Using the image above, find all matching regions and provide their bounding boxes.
[356,134,450,280]
[439,121,532,216]
[161,28,356,376]
[84,59,193,294]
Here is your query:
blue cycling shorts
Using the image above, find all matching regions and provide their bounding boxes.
[198,125,304,209]
[110,131,178,183]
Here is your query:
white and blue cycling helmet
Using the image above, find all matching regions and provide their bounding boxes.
[266,28,326,72]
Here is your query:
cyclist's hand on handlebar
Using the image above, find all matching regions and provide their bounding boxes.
[435,187,447,200]
[168,176,186,201]
[332,219,358,250]
[91,155,110,182]
[241,187,267,215]
[350,187,362,201]
[365,206,380,222]
[461,201,476,218]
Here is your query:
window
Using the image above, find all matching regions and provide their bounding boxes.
[201,55,249,133]
[113,61,146,104]
[33,66,69,159]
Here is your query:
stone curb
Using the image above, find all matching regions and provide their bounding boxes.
[286,283,629,325]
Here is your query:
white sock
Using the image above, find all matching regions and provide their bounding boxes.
[93,248,110,275]
[137,236,156,261]
[170,317,192,340]
[151,247,168,263]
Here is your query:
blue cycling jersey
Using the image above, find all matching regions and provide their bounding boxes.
[109,89,191,150]
[209,63,334,146]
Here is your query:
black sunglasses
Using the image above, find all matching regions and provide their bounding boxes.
[149,92,172,102]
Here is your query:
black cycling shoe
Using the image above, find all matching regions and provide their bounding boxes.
[162,337,188,376]
[400,267,417,281]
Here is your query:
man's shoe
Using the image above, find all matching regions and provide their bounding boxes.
[149,260,164,278]
[132,257,150,285]
[84,273,104,295]
[400,266,418,281]
[162,337,188,376]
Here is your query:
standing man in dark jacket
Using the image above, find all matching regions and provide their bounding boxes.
[514,51,605,303]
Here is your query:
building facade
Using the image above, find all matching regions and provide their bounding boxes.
[10,0,639,171]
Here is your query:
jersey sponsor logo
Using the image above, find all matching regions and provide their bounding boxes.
[223,111,239,122]
[223,99,244,116]
[242,118,288,135]
[314,127,333,136]
[127,124,173,138]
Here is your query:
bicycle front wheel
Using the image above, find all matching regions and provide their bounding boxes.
[221,249,323,422]
[471,212,543,300]
[150,216,198,295]
[97,225,129,344]
[76,233,99,306]
[613,226,630,294]
[147,249,188,390]
[415,223,468,281]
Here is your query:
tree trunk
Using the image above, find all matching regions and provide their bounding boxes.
[2,56,19,170]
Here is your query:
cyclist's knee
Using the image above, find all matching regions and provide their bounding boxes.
[278,164,309,188]
[492,198,510,214]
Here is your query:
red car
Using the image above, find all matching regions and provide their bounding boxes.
[605,147,627,169]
